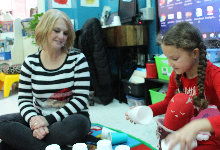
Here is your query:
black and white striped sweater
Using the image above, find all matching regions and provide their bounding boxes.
[18,49,90,125]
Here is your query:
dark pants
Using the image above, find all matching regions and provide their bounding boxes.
[0,113,91,150]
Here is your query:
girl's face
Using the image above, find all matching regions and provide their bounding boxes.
[47,18,68,51]
[161,44,199,78]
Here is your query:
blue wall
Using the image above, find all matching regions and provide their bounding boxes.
[45,0,162,58]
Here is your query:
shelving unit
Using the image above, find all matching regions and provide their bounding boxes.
[0,18,39,66]
[0,18,24,65]
[103,25,148,103]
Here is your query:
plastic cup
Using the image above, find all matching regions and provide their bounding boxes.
[97,139,112,150]
[107,132,128,145]
[115,145,130,150]
[146,62,157,78]
[72,143,88,150]
[127,106,153,125]
[101,127,117,139]
[112,16,121,26]
[161,139,197,150]
[45,144,61,150]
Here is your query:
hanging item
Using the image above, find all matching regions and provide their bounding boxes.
[81,0,99,7]
[52,0,72,8]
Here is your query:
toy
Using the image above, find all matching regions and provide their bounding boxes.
[156,93,219,150]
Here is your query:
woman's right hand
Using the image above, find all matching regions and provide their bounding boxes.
[30,116,49,130]
[125,106,136,124]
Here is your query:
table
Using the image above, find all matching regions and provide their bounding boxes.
[103,25,148,103]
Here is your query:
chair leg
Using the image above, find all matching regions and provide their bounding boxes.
[3,80,12,97]
[4,75,19,97]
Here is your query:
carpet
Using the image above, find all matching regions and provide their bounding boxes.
[86,123,157,150]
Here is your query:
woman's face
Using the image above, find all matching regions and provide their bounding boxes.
[161,44,199,78]
[47,18,68,51]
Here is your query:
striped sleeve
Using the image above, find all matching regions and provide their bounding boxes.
[18,55,38,123]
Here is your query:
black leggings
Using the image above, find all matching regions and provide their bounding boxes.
[0,113,91,150]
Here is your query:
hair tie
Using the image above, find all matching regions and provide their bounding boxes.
[179,85,183,93]
[199,94,204,99]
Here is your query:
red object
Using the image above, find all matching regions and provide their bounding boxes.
[164,93,194,131]
[54,0,68,4]
[146,63,158,78]
[131,144,153,150]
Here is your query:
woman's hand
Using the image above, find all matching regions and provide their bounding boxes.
[30,116,49,130]
[33,126,49,140]
[125,106,136,124]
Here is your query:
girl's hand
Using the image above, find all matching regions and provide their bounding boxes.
[165,121,199,150]
[125,106,136,124]
[30,116,49,130]
[33,126,49,140]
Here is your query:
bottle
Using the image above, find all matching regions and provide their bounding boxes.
[45,144,61,150]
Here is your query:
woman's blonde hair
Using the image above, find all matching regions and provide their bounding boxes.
[35,9,75,53]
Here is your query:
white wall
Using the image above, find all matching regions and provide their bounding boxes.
[37,0,45,14]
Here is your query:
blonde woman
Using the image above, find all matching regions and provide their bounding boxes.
[0,9,91,150]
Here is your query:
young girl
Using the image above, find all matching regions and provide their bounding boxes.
[126,21,220,150]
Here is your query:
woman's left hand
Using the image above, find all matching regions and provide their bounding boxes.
[165,121,199,150]
[30,116,49,130]
[33,126,49,140]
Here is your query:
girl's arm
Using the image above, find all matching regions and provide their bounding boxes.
[149,71,177,116]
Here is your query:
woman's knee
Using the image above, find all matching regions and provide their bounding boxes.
[63,114,91,131]
[0,113,27,127]
[0,113,20,123]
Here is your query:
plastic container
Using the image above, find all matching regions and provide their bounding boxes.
[149,88,166,104]
[126,94,145,107]
[206,48,220,63]
[154,56,173,81]
[0,37,13,60]
[122,79,145,97]
[0,51,11,60]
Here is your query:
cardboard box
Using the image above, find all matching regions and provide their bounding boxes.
[0,21,13,33]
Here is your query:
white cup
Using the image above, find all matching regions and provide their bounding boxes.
[97,139,112,150]
[45,144,61,150]
[101,127,117,139]
[115,145,130,150]
[127,106,153,125]
[112,16,121,26]
[161,139,197,150]
[72,143,88,150]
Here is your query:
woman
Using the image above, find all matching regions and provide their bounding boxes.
[0,9,91,150]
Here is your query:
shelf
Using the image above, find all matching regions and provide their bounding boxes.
[103,25,148,47]
[102,25,148,103]
[145,78,169,84]
[0,32,14,41]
